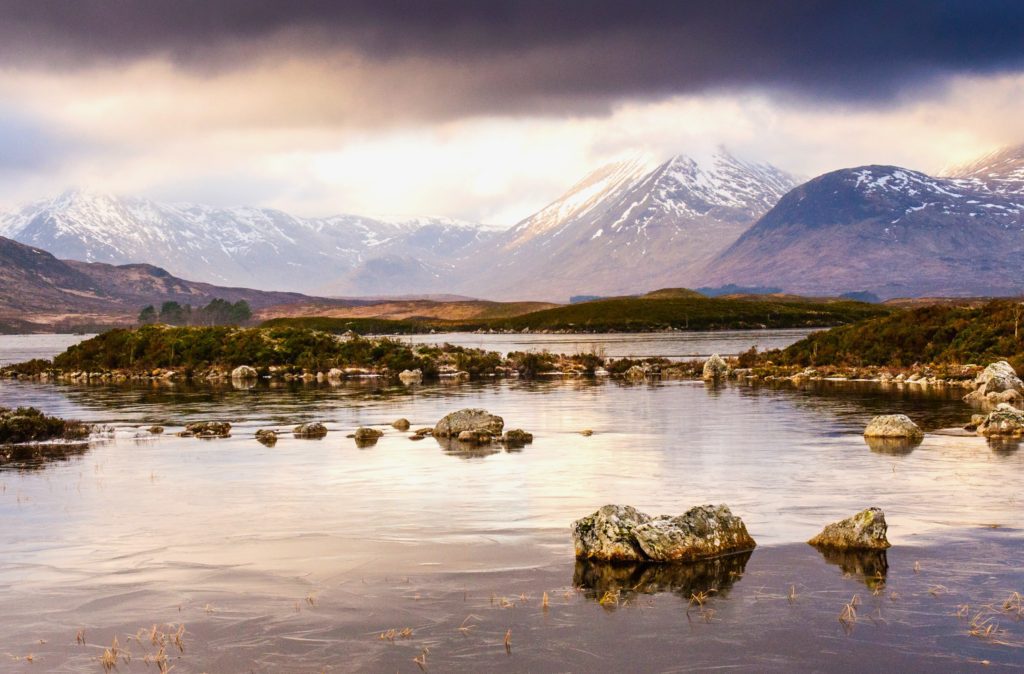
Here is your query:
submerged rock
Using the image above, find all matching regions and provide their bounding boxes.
[293,422,328,438]
[572,504,756,563]
[354,427,383,445]
[502,429,533,446]
[863,414,924,440]
[255,429,278,446]
[808,507,890,550]
[976,403,1024,437]
[623,365,646,381]
[702,354,728,381]
[391,418,411,431]
[433,408,504,438]
[231,365,258,380]
[457,429,492,444]
[182,421,231,438]
[148,426,164,435]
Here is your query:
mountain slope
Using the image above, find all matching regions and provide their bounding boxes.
[450,149,796,300]
[0,235,340,327]
[699,162,1024,298]
[0,190,494,295]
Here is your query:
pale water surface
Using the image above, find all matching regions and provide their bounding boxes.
[0,334,1022,671]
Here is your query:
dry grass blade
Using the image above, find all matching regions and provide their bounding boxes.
[306,592,318,607]
[541,591,549,610]
[598,589,620,608]
[787,584,798,604]
[75,629,85,645]
[839,595,861,630]
[99,636,120,672]
[504,629,512,654]
[413,647,429,671]
[457,615,479,634]
[1003,591,1022,616]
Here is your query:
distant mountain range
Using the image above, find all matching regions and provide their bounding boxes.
[3,145,1024,301]
[0,191,495,295]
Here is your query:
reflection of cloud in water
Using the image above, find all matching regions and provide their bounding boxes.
[864,436,920,456]
[813,546,888,589]
[573,551,751,604]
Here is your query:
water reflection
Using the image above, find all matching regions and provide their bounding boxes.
[813,546,888,589]
[865,436,921,455]
[573,551,751,604]
[0,440,90,471]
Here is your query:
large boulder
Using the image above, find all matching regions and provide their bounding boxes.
[702,354,729,381]
[433,408,504,438]
[964,361,1024,405]
[572,504,756,563]
[808,507,890,550]
[863,414,924,440]
[976,403,1024,437]
[231,365,258,380]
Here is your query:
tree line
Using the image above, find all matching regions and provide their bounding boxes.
[138,299,253,327]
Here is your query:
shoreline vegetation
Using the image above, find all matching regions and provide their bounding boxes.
[1,299,1021,389]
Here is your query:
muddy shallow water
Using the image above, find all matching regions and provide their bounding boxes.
[0,377,1022,671]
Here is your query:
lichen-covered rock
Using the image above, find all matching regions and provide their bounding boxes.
[976,403,1024,437]
[863,414,924,440]
[623,365,646,381]
[255,429,278,446]
[183,421,231,438]
[231,365,258,380]
[399,369,423,384]
[572,504,756,562]
[433,408,504,438]
[354,427,383,443]
[702,354,728,381]
[391,418,411,431]
[293,422,328,438]
[964,361,1024,405]
[502,429,533,446]
[633,505,757,562]
[572,505,651,561]
[808,507,890,550]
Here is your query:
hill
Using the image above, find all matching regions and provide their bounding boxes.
[773,300,1024,370]
[0,235,347,331]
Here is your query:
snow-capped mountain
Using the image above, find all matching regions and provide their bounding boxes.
[449,148,797,299]
[0,189,495,294]
[699,159,1024,298]
[946,143,1024,196]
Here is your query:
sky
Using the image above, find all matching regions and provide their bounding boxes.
[1,1,1024,225]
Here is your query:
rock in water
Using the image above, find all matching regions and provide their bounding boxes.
[964,361,1024,405]
[808,507,891,550]
[623,365,646,381]
[702,354,728,381]
[354,427,383,443]
[457,430,492,444]
[863,414,924,440]
[572,505,651,561]
[399,369,423,384]
[255,429,278,446]
[976,403,1024,437]
[433,409,504,438]
[293,422,328,438]
[391,418,411,431]
[231,365,258,380]
[572,504,756,562]
[183,421,231,438]
[502,429,534,446]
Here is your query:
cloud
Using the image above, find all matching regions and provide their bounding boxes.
[2,1,1023,119]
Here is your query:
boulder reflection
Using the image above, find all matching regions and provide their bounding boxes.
[813,546,888,589]
[864,436,921,455]
[573,551,751,605]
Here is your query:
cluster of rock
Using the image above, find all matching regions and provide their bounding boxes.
[432,408,533,447]
[974,403,1024,437]
[963,361,1024,406]
[178,421,231,438]
[573,504,890,566]
[572,504,756,563]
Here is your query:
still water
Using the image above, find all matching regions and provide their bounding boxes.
[389,328,814,359]
[0,332,1022,671]
[0,334,96,366]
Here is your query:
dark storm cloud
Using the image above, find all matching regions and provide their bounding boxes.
[2,0,1024,111]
